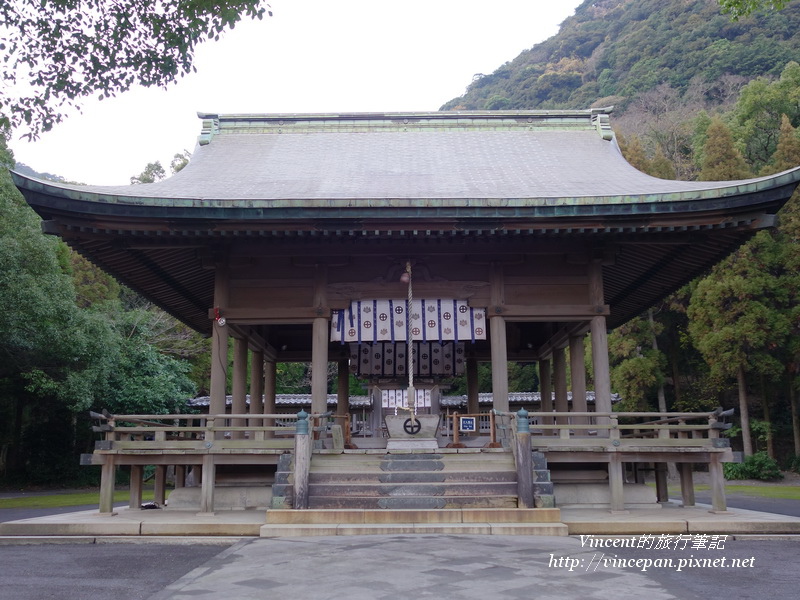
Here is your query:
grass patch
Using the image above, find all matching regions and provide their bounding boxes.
[0,489,155,509]
[662,484,800,500]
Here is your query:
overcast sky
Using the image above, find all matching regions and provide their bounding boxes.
[10,0,583,186]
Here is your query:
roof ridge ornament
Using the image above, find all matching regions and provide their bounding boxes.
[198,114,220,146]
[592,111,613,141]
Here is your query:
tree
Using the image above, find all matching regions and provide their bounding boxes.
[130,161,167,185]
[718,0,791,19]
[688,234,792,456]
[732,61,800,172]
[607,315,667,411]
[0,1,272,137]
[699,117,751,180]
[131,150,192,184]
[170,150,192,174]
[764,114,800,174]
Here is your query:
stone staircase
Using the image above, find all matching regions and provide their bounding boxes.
[308,450,519,509]
[262,449,566,536]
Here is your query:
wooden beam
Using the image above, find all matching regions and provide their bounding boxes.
[474,304,609,318]
[209,307,331,321]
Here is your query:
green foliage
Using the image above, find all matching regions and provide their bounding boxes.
[170,150,192,174]
[0,1,271,137]
[732,61,800,171]
[131,150,193,184]
[724,451,784,480]
[762,114,800,174]
[688,232,791,382]
[275,363,311,394]
[699,117,752,180]
[608,315,666,411]
[725,418,775,451]
[1,142,201,483]
[788,455,800,474]
[130,161,167,185]
[718,0,791,20]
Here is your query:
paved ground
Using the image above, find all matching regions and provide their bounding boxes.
[0,541,227,600]
[0,535,797,600]
[691,492,800,517]
[0,503,127,523]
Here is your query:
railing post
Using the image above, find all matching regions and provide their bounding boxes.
[609,413,620,441]
[515,408,534,509]
[294,409,311,510]
[344,412,353,448]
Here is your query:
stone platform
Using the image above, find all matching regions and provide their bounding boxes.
[2,502,800,541]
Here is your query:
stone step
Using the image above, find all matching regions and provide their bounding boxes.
[309,470,517,484]
[314,451,514,460]
[260,522,569,537]
[266,507,563,524]
[307,495,519,510]
[381,458,445,471]
[311,454,515,466]
[308,482,518,498]
[309,464,513,474]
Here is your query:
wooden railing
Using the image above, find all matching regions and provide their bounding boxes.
[490,408,732,449]
[90,411,301,451]
[90,410,359,452]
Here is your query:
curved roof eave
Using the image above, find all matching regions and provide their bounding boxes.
[11,167,800,223]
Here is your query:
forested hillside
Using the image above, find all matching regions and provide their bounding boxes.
[443,0,800,115]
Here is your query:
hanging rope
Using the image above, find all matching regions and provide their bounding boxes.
[406,261,415,416]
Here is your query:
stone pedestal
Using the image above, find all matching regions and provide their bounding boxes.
[384,414,440,451]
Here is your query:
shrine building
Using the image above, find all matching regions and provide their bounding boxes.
[12,110,800,525]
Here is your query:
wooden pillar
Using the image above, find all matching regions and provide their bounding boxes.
[679,463,695,507]
[311,317,330,415]
[232,337,248,439]
[490,316,509,412]
[539,358,553,432]
[175,465,186,489]
[210,263,229,421]
[553,346,569,425]
[466,357,480,415]
[337,359,349,419]
[311,266,329,416]
[129,464,143,509]
[489,262,509,412]
[198,454,216,515]
[589,260,612,420]
[264,359,277,438]
[99,456,116,515]
[569,334,588,426]
[154,465,167,505]
[654,463,669,503]
[250,349,265,416]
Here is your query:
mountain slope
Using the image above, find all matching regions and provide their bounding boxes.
[441,0,800,113]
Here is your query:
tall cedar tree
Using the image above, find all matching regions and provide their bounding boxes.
[699,118,752,180]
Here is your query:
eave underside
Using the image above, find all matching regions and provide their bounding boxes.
[51,222,767,359]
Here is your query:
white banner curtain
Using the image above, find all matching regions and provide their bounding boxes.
[331,299,486,343]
